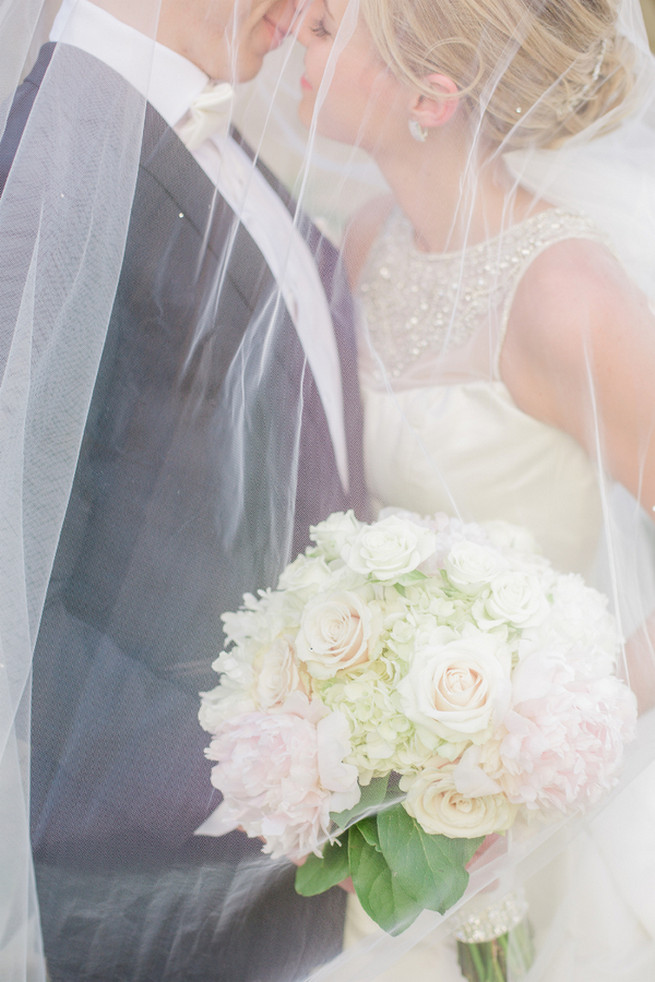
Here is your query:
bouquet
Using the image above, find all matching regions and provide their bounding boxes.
[199,510,637,978]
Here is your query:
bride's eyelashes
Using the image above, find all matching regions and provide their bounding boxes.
[310,18,330,38]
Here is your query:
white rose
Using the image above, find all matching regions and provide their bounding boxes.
[445,541,508,594]
[309,510,362,560]
[253,636,303,709]
[398,632,511,743]
[277,553,333,596]
[296,590,378,679]
[401,763,517,837]
[476,571,549,629]
[341,515,437,581]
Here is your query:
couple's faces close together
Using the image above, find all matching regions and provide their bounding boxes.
[157,0,403,148]
[156,0,298,80]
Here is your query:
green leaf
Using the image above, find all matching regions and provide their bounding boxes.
[331,776,390,830]
[348,823,424,935]
[401,570,429,583]
[377,805,483,914]
[355,814,383,850]
[295,835,350,897]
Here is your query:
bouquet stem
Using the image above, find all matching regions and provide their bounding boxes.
[453,890,534,982]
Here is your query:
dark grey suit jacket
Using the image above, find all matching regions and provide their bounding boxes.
[1,43,367,982]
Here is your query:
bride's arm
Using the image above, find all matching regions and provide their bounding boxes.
[501,239,655,510]
[500,238,655,710]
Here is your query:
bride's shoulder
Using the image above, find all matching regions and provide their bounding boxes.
[341,193,395,287]
[508,236,645,363]
[502,235,655,429]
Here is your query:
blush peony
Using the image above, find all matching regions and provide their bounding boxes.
[498,650,637,811]
[204,693,359,859]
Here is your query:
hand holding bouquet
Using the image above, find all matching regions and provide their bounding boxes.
[199,510,636,965]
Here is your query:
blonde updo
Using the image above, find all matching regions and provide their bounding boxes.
[361,0,637,150]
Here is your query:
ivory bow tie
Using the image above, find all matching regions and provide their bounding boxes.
[178,81,234,151]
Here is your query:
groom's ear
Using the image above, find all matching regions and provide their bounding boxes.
[408,73,459,129]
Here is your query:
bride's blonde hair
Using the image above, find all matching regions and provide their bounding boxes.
[361,0,637,149]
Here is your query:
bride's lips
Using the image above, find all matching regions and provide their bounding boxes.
[300,74,312,91]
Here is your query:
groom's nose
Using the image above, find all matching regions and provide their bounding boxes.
[265,0,301,37]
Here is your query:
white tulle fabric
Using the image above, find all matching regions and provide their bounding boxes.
[348,205,655,979]
[1,6,149,979]
[3,0,655,980]
[247,0,655,977]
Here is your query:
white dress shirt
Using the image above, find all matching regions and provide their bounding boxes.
[50,0,349,490]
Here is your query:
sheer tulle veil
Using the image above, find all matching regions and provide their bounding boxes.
[256,0,655,975]
[1,2,155,977]
[3,0,655,979]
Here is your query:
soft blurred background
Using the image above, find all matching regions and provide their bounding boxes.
[642,0,655,44]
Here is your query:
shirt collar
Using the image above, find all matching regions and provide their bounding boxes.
[50,0,209,127]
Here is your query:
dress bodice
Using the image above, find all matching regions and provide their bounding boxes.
[358,207,605,381]
[357,207,608,574]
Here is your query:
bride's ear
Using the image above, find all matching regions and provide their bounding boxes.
[408,73,459,130]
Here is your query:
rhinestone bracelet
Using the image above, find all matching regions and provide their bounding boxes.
[451,888,529,944]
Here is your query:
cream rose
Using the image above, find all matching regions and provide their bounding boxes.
[296,590,377,679]
[401,763,517,837]
[253,636,303,709]
[398,632,511,744]
[341,515,437,581]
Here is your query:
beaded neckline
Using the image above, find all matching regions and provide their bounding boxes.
[357,206,605,380]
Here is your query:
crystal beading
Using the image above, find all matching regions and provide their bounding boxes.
[357,207,606,380]
[451,888,529,944]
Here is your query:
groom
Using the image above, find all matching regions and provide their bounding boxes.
[0,0,365,979]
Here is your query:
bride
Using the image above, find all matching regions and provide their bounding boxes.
[295,0,655,976]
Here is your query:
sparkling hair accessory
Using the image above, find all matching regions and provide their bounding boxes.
[560,38,609,119]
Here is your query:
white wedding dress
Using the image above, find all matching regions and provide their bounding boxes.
[343,206,655,980]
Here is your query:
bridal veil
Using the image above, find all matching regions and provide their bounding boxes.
[3,0,655,979]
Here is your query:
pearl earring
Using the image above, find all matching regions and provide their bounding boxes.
[408,118,428,143]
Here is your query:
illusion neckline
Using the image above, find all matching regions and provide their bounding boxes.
[397,205,568,261]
